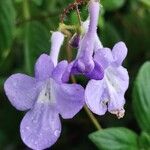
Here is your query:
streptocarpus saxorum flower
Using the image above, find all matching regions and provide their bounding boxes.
[4,32,84,150]
[72,0,104,80]
[85,42,129,119]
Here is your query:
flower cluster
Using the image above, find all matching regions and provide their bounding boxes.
[4,0,129,149]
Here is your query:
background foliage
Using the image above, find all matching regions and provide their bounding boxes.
[0,0,150,149]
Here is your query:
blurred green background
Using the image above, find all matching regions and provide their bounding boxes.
[0,0,150,149]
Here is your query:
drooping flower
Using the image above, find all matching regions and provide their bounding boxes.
[4,32,84,150]
[71,0,104,80]
[85,42,129,119]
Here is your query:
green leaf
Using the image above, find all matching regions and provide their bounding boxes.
[132,62,150,132]
[32,0,43,6]
[101,0,125,11]
[139,132,150,150]
[23,21,50,74]
[0,0,15,53]
[89,127,138,150]
[140,0,150,8]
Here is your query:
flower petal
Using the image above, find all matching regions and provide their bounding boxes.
[53,82,85,119]
[82,19,90,33]
[94,34,103,52]
[50,32,64,66]
[35,54,54,81]
[107,84,125,119]
[85,79,107,115]
[20,103,61,150]
[86,60,104,80]
[94,48,113,69]
[52,60,70,83]
[105,66,129,118]
[88,0,100,33]
[105,66,129,95]
[4,73,38,111]
[107,91,125,119]
[112,42,128,67]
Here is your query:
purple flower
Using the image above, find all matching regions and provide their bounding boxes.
[82,19,103,52]
[4,32,84,150]
[72,0,104,80]
[85,42,129,119]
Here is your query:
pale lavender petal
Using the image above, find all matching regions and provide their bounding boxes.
[88,0,100,33]
[35,54,54,81]
[4,73,38,111]
[20,103,61,150]
[107,85,125,119]
[94,34,103,52]
[85,79,107,115]
[112,42,128,67]
[105,66,129,95]
[82,19,103,53]
[105,66,129,118]
[53,81,85,119]
[52,60,70,83]
[82,19,90,34]
[50,32,64,66]
[94,48,113,69]
[108,93,125,119]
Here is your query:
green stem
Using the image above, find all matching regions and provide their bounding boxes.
[75,1,82,26]
[84,105,102,130]
[23,0,30,20]
[23,0,31,74]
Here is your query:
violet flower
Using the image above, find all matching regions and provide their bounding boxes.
[85,42,129,119]
[72,0,104,80]
[4,32,84,150]
[82,19,103,52]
